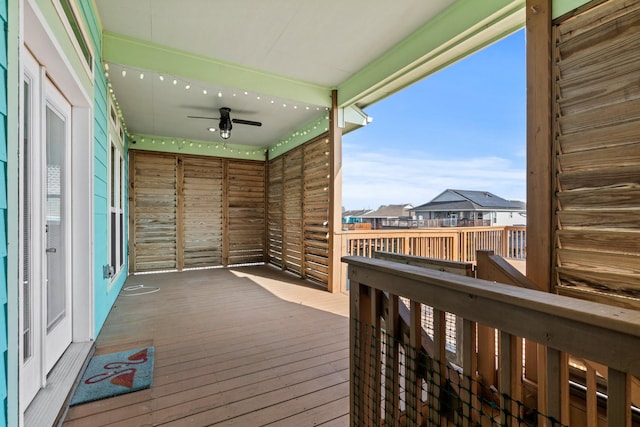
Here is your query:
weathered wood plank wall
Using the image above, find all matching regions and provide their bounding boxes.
[268,135,331,287]
[130,151,178,271]
[182,156,223,268]
[267,157,284,267]
[129,151,265,272]
[553,0,640,309]
[227,160,266,265]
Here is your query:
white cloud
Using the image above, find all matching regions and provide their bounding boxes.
[341,148,526,210]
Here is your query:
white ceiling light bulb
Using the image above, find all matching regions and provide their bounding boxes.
[208,127,216,132]
[122,69,127,77]
[159,75,164,81]
[203,89,208,95]
[173,79,177,85]
[217,91,223,98]
[139,73,144,79]
[185,84,191,90]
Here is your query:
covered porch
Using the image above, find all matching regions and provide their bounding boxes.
[13,0,640,425]
[62,266,349,426]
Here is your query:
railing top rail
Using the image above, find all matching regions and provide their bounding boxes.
[337,226,524,235]
[343,255,640,377]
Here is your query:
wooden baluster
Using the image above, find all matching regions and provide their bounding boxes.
[538,344,548,426]
[429,308,446,425]
[499,331,513,426]
[502,227,509,257]
[543,347,562,425]
[545,347,569,426]
[477,324,496,401]
[586,362,598,427]
[608,369,631,427]
[512,336,523,424]
[370,289,382,423]
[385,294,400,426]
[350,281,374,426]
[499,331,523,426]
[560,352,570,426]
[461,318,476,427]
[349,280,361,425]
[406,301,422,426]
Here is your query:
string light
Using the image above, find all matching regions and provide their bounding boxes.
[104,62,332,157]
[128,133,270,158]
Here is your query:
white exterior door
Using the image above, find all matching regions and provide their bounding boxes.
[20,50,73,411]
[43,80,73,373]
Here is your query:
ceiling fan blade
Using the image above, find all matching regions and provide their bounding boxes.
[187,115,219,120]
[232,118,262,126]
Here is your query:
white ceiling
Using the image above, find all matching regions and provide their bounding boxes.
[94,0,521,148]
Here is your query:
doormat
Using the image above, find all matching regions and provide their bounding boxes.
[70,346,154,406]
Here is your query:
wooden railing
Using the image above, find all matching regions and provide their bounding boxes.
[339,226,525,263]
[345,256,640,426]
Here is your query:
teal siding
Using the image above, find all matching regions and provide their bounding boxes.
[0,0,7,422]
[77,0,127,335]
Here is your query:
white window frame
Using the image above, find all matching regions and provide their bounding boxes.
[108,138,125,281]
[52,0,95,78]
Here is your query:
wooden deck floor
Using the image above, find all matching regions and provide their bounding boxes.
[62,265,350,426]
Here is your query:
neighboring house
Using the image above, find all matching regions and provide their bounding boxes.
[411,190,526,226]
[360,204,414,229]
[342,209,373,224]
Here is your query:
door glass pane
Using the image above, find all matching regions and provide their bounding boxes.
[46,106,66,331]
[23,81,32,360]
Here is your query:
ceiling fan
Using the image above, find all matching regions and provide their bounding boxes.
[188,107,262,139]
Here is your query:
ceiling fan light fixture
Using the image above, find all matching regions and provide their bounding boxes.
[220,129,231,139]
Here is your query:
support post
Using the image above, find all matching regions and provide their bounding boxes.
[525,0,552,292]
[328,89,343,292]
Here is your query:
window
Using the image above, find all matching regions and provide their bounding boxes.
[56,0,94,74]
[109,142,125,277]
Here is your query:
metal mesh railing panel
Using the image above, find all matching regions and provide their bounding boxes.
[353,319,567,426]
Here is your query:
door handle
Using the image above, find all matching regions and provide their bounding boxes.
[46,248,57,253]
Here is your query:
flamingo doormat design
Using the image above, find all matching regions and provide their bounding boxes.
[70,346,154,406]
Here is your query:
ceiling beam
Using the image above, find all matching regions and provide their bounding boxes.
[102,31,332,107]
[337,0,525,108]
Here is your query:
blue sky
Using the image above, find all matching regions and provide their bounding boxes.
[342,29,526,210]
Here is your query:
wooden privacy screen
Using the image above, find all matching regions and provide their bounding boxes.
[129,150,265,272]
[553,0,640,308]
[268,135,331,287]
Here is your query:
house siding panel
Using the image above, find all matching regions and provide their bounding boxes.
[0,0,7,422]
[75,0,127,334]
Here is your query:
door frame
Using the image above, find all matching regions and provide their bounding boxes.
[16,0,96,418]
